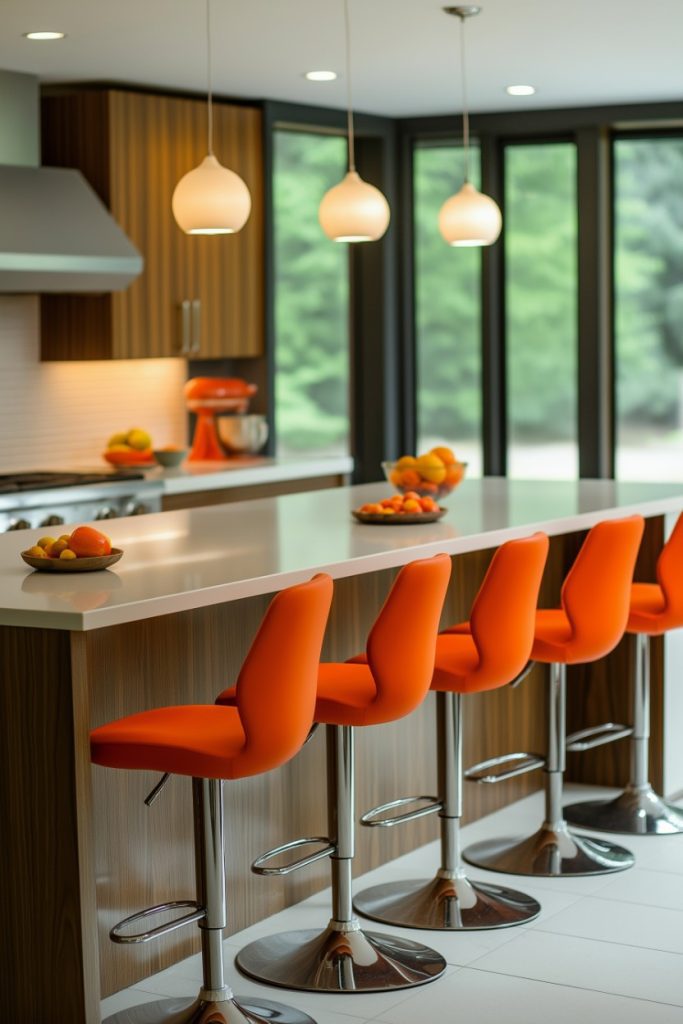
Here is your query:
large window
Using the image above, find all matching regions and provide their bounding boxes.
[615,137,683,481]
[505,142,578,479]
[273,130,350,457]
[414,143,483,474]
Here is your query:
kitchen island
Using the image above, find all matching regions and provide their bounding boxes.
[2,478,683,1022]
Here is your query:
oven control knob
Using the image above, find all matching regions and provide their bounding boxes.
[40,514,65,527]
[128,502,150,516]
[7,518,31,531]
[95,506,119,520]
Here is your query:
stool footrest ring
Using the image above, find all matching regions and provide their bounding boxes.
[111,900,205,944]
[566,722,633,752]
[252,837,336,876]
[360,795,442,828]
[465,752,545,784]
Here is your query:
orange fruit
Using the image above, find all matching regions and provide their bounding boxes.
[420,497,438,512]
[396,455,417,470]
[47,539,69,558]
[444,463,465,487]
[69,526,112,558]
[59,549,77,560]
[389,469,403,487]
[415,453,446,484]
[403,491,421,501]
[400,469,421,489]
[26,545,48,559]
[403,498,421,513]
[381,507,396,516]
[420,481,439,494]
[37,536,57,550]
[430,445,456,465]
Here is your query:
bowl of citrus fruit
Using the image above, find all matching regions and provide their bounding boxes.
[382,446,466,502]
[21,526,122,572]
[353,492,445,524]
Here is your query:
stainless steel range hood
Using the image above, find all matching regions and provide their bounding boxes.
[0,70,143,293]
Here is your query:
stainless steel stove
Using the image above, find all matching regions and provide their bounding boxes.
[0,470,163,532]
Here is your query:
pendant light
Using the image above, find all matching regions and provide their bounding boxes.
[172,0,251,235]
[318,0,390,243]
[439,6,502,247]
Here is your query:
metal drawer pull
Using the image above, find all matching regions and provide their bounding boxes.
[191,298,201,354]
[360,795,442,828]
[111,900,205,944]
[178,300,191,354]
[465,751,545,784]
[252,836,336,876]
[144,772,171,807]
[566,722,633,753]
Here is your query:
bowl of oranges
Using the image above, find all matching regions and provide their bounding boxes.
[382,446,466,501]
[21,526,122,572]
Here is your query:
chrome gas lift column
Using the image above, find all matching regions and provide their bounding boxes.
[353,692,541,930]
[565,634,683,835]
[235,725,447,993]
[103,778,316,1024]
[464,664,635,877]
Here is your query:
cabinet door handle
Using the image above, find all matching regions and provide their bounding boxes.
[178,300,191,355]
[191,299,201,355]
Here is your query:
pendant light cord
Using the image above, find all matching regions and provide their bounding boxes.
[459,13,470,183]
[206,0,214,155]
[344,0,355,172]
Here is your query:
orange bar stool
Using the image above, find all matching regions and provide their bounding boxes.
[464,516,644,877]
[218,554,452,994]
[353,533,549,931]
[565,512,683,834]
[90,574,333,1024]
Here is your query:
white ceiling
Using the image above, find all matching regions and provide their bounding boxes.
[0,0,682,118]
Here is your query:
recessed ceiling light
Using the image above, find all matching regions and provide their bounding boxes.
[23,31,66,40]
[506,84,536,96]
[304,70,337,82]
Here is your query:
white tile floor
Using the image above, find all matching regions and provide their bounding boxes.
[101,784,683,1023]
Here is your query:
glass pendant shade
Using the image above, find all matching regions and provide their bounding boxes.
[172,154,251,235]
[319,170,390,243]
[438,181,502,247]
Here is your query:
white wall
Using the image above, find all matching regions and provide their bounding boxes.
[0,296,187,472]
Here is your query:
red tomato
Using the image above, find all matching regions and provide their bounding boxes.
[69,526,112,558]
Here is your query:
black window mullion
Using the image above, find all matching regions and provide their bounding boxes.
[480,133,507,477]
[576,125,615,479]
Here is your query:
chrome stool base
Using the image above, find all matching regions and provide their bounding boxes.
[235,921,447,994]
[564,785,683,836]
[103,995,316,1024]
[464,821,635,877]
[353,871,541,930]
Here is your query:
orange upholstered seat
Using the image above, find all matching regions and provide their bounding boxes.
[313,554,452,727]
[91,574,333,781]
[433,533,549,693]
[628,513,683,636]
[216,554,452,728]
[531,516,644,666]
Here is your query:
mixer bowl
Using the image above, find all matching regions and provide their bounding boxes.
[217,414,268,455]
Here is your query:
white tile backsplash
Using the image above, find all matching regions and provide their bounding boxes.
[0,295,187,471]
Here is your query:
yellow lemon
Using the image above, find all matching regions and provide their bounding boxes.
[415,452,447,484]
[127,428,152,451]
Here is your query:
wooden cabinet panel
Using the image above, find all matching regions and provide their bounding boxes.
[40,89,264,361]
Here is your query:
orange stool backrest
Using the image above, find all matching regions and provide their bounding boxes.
[467,532,549,689]
[656,512,683,620]
[560,515,644,661]
[235,573,333,776]
[365,552,451,720]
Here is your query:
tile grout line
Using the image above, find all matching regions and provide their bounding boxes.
[463,961,683,1010]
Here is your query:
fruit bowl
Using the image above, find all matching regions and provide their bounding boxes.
[382,457,467,501]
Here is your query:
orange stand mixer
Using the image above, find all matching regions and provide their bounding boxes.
[184,377,257,461]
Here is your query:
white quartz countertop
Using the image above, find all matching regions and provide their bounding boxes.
[2,477,683,632]
[146,454,354,495]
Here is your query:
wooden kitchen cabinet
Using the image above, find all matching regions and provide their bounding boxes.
[40,89,264,360]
